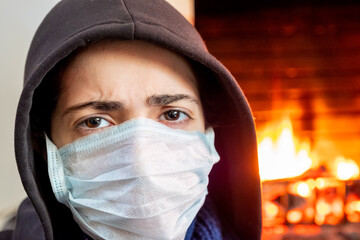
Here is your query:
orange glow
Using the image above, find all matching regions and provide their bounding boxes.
[296,182,311,197]
[293,225,321,235]
[264,201,279,218]
[316,199,331,216]
[305,207,315,218]
[306,178,316,190]
[345,200,360,214]
[327,215,340,225]
[315,197,344,225]
[258,119,313,181]
[315,178,326,189]
[332,198,344,218]
[314,213,325,225]
[345,198,360,222]
[334,156,359,181]
[273,225,288,234]
[286,209,303,223]
[347,213,360,222]
[288,181,313,197]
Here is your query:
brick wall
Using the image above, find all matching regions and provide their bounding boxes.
[196,5,360,164]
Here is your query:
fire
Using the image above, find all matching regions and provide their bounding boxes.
[264,201,280,218]
[260,118,360,227]
[315,197,344,225]
[286,209,303,224]
[345,200,360,222]
[288,180,314,198]
[345,193,360,223]
[258,119,313,181]
[296,181,311,198]
[334,156,359,181]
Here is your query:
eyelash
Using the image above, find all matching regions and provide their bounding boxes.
[75,109,193,135]
[158,109,193,126]
[75,115,114,134]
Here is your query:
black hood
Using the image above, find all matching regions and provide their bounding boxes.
[14,0,261,239]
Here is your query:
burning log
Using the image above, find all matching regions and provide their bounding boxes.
[314,178,345,225]
[259,118,360,227]
[345,180,360,223]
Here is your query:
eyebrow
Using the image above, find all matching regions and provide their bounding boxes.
[63,101,124,116]
[147,94,199,106]
[63,94,199,116]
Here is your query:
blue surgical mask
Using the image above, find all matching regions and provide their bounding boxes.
[46,118,220,240]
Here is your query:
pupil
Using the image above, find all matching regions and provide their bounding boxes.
[167,110,179,120]
[86,117,101,127]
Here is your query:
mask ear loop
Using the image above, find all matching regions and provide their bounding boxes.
[45,134,68,205]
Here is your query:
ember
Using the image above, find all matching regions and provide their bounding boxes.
[334,157,359,181]
[259,118,360,238]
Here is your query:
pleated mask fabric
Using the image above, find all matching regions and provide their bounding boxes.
[46,118,220,240]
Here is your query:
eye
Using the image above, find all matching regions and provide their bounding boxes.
[78,117,112,129]
[159,110,190,122]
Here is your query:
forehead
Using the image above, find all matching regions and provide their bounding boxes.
[58,40,200,104]
[66,40,197,84]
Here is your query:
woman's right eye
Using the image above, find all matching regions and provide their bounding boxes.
[77,117,112,129]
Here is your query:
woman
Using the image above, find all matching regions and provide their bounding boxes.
[2,0,261,239]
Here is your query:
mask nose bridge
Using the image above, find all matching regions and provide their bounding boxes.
[122,122,148,156]
[124,124,155,177]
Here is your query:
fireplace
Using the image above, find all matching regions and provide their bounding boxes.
[196,2,360,239]
[258,119,360,239]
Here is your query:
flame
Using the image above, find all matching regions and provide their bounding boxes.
[296,182,311,197]
[288,180,314,198]
[305,207,315,219]
[346,200,360,222]
[287,209,303,224]
[315,197,344,225]
[334,156,359,181]
[264,201,280,218]
[345,200,360,214]
[258,119,313,181]
[345,194,360,223]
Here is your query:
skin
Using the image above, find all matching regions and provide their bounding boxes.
[51,40,205,148]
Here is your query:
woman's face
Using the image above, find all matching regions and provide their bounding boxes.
[51,40,205,148]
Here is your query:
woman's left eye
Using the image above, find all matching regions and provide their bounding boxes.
[78,117,112,129]
[159,110,190,122]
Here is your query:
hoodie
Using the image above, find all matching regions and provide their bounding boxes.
[1,0,262,239]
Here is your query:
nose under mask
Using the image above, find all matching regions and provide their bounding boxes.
[46,118,220,240]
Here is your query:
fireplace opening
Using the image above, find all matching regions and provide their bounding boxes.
[196,1,360,239]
